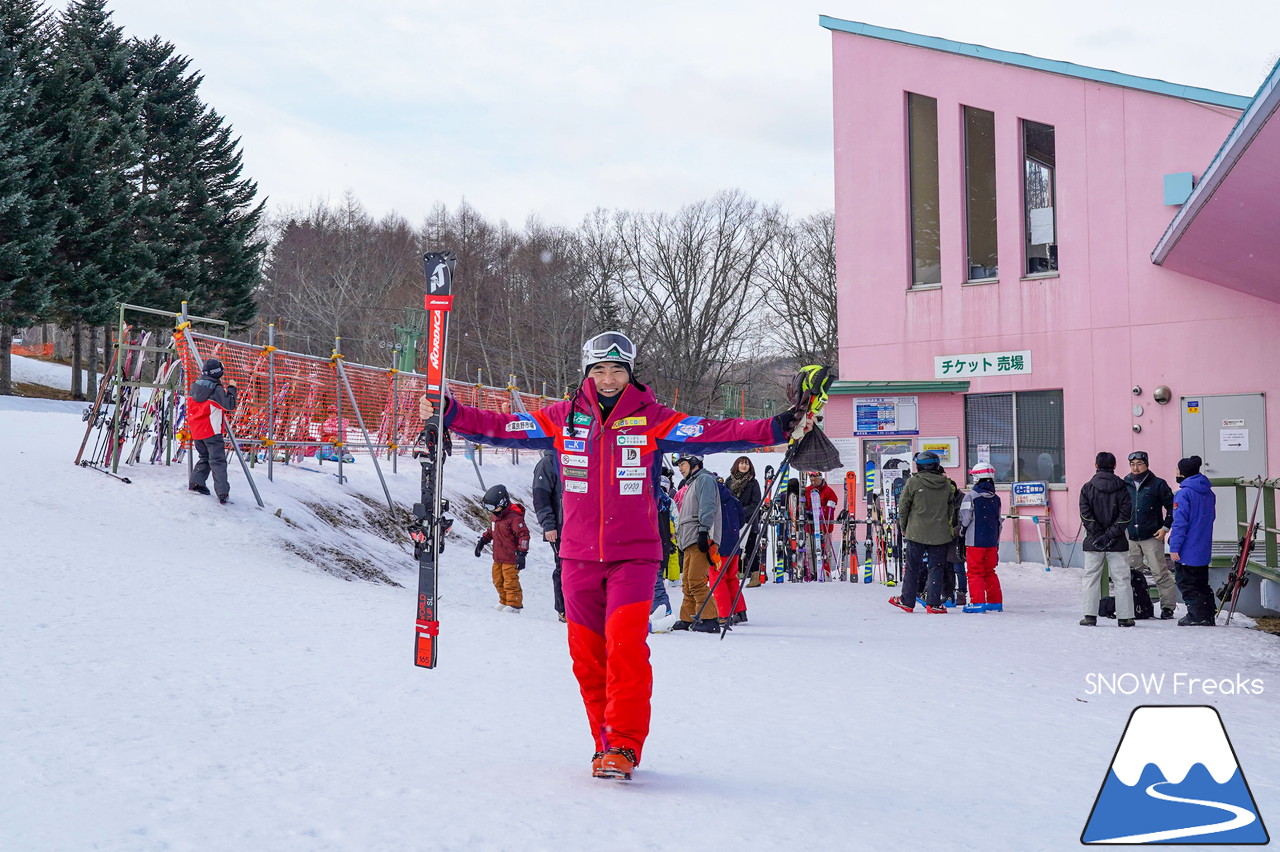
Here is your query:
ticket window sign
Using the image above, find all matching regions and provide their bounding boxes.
[1011,481,1048,507]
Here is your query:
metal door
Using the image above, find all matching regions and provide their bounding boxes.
[1180,393,1268,541]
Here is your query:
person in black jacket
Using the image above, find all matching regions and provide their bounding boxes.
[532,450,566,622]
[727,456,763,590]
[1123,451,1177,619]
[1079,452,1135,627]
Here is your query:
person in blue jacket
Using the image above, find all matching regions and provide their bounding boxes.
[1168,456,1217,626]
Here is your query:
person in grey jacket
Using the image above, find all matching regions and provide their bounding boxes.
[532,450,566,622]
[889,451,957,613]
[1080,452,1135,627]
[1123,451,1176,620]
[673,452,722,632]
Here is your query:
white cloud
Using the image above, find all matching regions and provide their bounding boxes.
[73,0,1280,225]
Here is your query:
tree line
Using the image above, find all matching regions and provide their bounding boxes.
[0,0,264,397]
[260,191,836,417]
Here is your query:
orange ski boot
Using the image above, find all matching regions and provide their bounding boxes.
[596,747,637,780]
[591,751,607,778]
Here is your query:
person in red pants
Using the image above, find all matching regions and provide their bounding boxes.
[958,462,1004,612]
[422,331,801,780]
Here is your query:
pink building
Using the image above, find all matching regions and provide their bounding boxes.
[819,17,1280,580]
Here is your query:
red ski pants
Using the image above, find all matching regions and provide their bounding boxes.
[965,546,1002,604]
[562,558,656,764]
[711,553,747,617]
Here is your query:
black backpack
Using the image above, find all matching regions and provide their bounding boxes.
[1100,569,1154,619]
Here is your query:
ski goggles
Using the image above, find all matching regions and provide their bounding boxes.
[1128,452,1149,463]
[581,332,636,372]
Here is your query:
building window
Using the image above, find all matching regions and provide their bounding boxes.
[1022,119,1057,275]
[964,106,997,280]
[908,93,940,287]
[965,390,1065,483]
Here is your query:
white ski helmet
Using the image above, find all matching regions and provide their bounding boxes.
[581,331,636,376]
[969,462,996,481]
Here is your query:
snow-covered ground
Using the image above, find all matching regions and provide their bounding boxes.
[10,352,99,392]
[2,397,1278,851]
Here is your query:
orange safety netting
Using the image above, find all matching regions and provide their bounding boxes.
[173,330,556,457]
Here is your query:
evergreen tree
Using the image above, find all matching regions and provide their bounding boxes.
[130,36,264,330]
[0,0,59,395]
[45,0,149,398]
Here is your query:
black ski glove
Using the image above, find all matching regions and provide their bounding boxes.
[836,509,848,523]
[773,408,799,436]
[516,551,527,571]
[474,540,485,559]
[697,530,710,554]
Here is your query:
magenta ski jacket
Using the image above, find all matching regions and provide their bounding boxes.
[445,379,783,562]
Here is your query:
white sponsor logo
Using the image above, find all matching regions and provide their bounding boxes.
[505,420,537,432]
[565,480,589,494]
[620,447,641,466]
[616,468,646,478]
[561,454,589,468]
[676,423,704,437]
[573,427,590,438]
[564,439,586,452]
[616,434,647,446]
[619,480,643,495]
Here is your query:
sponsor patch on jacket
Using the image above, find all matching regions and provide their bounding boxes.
[572,427,589,438]
[616,434,647,446]
[611,417,646,429]
[564,467,588,479]
[563,439,586,452]
[571,413,593,426]
[619,480,643,495]
[505,419,537,432]
[675,422,704,437]
[619,447,642,466]
[561,454,589,468]
[616,468,646,479]
[565,480,589,494]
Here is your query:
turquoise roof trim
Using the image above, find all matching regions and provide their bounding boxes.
[818,16,1252,110]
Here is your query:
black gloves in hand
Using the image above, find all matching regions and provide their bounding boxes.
[516,551,527,571]
[836,509,848,523]
[697,530,710,554]
[773,408,799,436]
[474,540,485,559]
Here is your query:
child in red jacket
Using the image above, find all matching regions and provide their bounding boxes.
[475,484,530,612]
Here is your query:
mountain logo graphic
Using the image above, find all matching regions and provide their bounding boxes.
[1081,705,1269,845]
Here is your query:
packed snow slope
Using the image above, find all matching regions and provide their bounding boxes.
[2,397,1278,852]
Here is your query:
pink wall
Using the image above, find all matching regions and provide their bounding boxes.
[828,33,1280,540]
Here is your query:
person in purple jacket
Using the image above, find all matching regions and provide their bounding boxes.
[1168,456,1218,626]
[420,331,801,781]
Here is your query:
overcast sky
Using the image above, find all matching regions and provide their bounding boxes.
[88,0,1280,228]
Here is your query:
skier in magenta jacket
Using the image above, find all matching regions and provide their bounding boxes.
[422,331,799,781]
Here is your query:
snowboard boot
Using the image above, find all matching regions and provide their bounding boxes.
[924,604,948,614]
[735,612,748,625]
[985,602,1003,612]
[671,620,692,631]
[690,618,720,633]
[557,612,567,623]
[596,747,637,780]
[1079,615,1098,626]
[504,606,522,614]
[1117,618,1136,627]
[962,602,987,613]
[218,495,229,505]
[888,596,915,613]
[1160,607,1175,620]
[188,484,211,495]
[943,598,956,608]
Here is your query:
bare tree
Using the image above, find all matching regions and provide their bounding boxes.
[614,190,782,413]
[760,210,837,367]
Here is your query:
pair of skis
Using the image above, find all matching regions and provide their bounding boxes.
[1216,477,1265,625]
[411,251,457,669]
